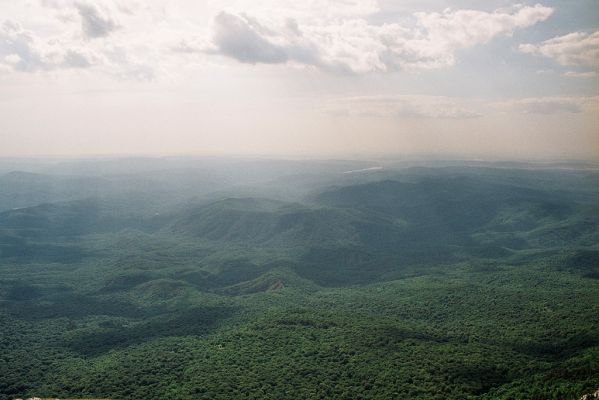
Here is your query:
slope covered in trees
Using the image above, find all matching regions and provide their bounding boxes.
[0,158,598,399]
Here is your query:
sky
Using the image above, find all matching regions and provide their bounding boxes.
[0,0,598,159]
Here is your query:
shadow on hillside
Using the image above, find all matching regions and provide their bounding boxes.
[64,306,236,356]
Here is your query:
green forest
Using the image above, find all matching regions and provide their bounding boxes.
[0,158,598,399]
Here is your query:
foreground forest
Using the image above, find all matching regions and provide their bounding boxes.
[0,157,598,400]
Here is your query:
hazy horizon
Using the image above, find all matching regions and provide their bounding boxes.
[1,152,599,163]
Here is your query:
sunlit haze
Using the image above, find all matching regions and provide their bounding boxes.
[1,0,598,159]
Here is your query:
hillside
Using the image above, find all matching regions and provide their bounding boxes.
[0,161,598,400]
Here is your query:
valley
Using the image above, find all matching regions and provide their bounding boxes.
[0,158,598,399]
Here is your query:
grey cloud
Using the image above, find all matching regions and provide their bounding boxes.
[75,1,119,39]
[212,12,289,64]
[210,12,323,67]
[62,50,95,68]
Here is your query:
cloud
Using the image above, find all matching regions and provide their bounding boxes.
[329,95,599,119]
[327,95,481,119]
[0,1,556,81]
[219,0,379,23]
[406,4,553,69]
[520,30,599,68]
[171,38,206,54]
[0,2,158,80]
[0,19,104,72]
[211,12,289,64]
[563,71,599,78]
[209,12,322,68]
[62,50,92,68]
[504,96,599,115]
[207,4,553,73]
[0,20,48,72]
[75,1,119,39]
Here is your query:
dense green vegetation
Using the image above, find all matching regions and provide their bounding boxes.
[0,157,598,399]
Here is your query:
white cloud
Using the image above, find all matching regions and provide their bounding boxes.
[327,95,481,119]
[207,4,554,73]
[520,30,599,68]
[407,4,553,69]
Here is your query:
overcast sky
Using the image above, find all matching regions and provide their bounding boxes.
[1,0,598,159]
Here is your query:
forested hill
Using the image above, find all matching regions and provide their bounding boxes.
[0,158,598,399]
